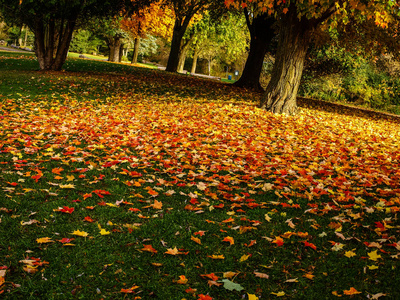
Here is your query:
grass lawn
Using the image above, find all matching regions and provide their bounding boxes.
[0,51,400,299]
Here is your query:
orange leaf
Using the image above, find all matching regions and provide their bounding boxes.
[120,285,140,293]
[52,167,64,175]
[191,236,201,244]
[141,244,158,254]
[222,217,235,223]
[201,273,219,281]
[176,275,188,284]
[272,236,284,246]
[222,236,235,245]
[343,287,362,295]
[165,247,180,255]
[152,200,162,209]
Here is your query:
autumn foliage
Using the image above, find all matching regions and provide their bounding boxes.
[0,54,399,298]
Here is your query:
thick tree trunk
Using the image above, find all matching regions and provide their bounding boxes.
[108,36,122,62]
[260,6,313,115]
[166,16,192,72]
[131,37,140,64]
[191,48,199,74]
[33,15,77,71]
[53,19,75,70]
[234,12,275,91]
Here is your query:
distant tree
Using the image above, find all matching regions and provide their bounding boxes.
[0,0,139,70]
[69,29,104,55]
[164,0,224,72]
[121,1,174,63]
[233,7,276,91]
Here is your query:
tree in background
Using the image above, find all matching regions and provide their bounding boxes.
[0,0,139,70]
[121,1,174,64]
[164,0,224,72]
[233,6,276,91]
[226,0,400,115]
[189,12,248,76]
[69,29,104,55]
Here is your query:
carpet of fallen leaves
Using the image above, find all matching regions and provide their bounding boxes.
[0,66,400,299]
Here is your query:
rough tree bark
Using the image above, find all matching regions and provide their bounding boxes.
[234,9,275,91]
[34,16,77,71]
[260,4,336,114]
[108,36,122,62]
[166,16,192,72]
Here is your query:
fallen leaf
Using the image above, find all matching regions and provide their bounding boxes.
[343,287,361,295]
[368,250,382,261]
[239,254,250,262]
[99,229,111,235]
[271,291,285,297]
[220,279,244,291]
[120,285,140,293]
[272,236,284,246]
[71,230,89,237]
[222,236,234,245]
[248,294,259,300]
[176,275,188,284]
[191,236,201,244]
[36,237,53,244]
[254,271,269,279]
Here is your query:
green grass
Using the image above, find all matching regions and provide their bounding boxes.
[1,51,400,300]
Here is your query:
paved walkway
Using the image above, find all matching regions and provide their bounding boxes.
[0,46,30,53]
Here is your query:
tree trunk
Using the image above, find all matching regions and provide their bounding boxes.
[33,15,77,71]
[191,48,199,74]
[178,42,190,73]
[108,36,121,62]
[234,12,275,91]
[131,37,140,64]
[166,16,192,72]
[259,6,313,115]
[24,26,28,47]
[52,19,76,71]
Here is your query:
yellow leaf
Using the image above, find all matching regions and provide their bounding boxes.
[71,230,89,237]
[367,265,379,270]
[265,214,271,222]
[66,175,75,181]
[59,184,75,189]
[207,254,225,260]
[223,271,237,279]
[344,250,356,258]
[248,294,259,300]
[100,229,111,235]
[36,237,53,244]
[271,291,285,296]
[368,250,382,261]
[239,254,250,262]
